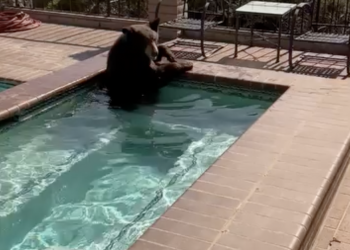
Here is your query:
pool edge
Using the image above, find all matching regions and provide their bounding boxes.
[0,53,106,122]
[0,53,348,250]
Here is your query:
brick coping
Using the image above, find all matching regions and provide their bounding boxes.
[0,53,349,250]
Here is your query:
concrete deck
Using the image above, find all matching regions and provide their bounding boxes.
[169,39,348,80]
[0,23,118,82]
[1,23,349,83]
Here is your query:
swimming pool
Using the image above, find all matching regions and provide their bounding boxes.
[0,80,279,250]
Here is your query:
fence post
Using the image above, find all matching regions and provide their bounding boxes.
[106,0,111,17]
[314,0,320,29]
[148,0,184,40]
[148,0,183,21]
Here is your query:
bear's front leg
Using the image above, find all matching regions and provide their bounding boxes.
[155,45,176,63]
[157,60,193,74]
[155,60,193,84]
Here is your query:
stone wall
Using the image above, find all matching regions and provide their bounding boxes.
[148,0,184,40]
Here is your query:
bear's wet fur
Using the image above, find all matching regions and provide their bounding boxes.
[105,17,193,111]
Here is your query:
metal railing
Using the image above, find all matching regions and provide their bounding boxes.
[2,0,148,18]
[313,0,350,32]
[3,0,349,32]
[186,0,350,33]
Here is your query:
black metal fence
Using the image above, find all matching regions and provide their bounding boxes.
[2,0,148,18]
[313,0,350,32]
[187,0,350,33]
[2,0,350,32]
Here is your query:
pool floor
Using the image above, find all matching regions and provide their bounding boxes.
[0,81,277,250]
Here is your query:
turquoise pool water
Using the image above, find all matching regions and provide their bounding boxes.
[0,80,279,250]
[0,81,14,92]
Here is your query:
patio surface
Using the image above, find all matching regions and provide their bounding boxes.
[167,39,349,80]
[1,23,349,82]
[0,23,118,82]
[1,22,350,250]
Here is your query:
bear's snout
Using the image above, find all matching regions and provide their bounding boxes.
[152,50,159,59]
[145,41,159,60]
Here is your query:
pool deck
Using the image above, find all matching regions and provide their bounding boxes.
[312,164,350,250]
[169,39,349,80]
[1,23,349,82]
[0,23,118,82]
[2,23,350,250]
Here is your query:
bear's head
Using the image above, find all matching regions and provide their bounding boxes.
[122,18,160,61]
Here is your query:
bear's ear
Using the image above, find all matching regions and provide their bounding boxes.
[149,18,160,32]
[122,27,133,35]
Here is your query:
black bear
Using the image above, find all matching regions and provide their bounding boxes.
[104,17,193,111]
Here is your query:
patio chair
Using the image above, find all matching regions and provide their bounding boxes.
[157,0,225,58]
[288,0,350,75]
